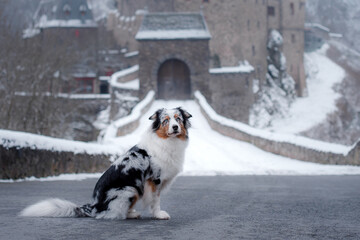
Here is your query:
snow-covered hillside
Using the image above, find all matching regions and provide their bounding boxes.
[264,44,344,134]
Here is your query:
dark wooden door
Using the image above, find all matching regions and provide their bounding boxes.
[157,59,191,100]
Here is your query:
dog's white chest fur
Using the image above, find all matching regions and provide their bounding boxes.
[139,129,188,181]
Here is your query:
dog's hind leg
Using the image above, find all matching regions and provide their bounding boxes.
[96,186,138,220]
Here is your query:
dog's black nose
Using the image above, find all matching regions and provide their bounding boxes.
[172,125,179,131]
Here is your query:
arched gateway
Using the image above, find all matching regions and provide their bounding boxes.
[136,12,211,100]
[157,59,191,100]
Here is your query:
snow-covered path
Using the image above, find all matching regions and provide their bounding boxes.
[267,45,345,134]
[103,100,360,176]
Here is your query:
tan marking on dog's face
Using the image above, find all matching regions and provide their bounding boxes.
[176,120,188,140]
[151,108,191,139]
[155,116,170,139]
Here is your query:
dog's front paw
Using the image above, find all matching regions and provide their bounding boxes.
[127,209,141,219]
[153,210,170,220]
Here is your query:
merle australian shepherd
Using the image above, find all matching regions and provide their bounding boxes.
[20,107,192,220]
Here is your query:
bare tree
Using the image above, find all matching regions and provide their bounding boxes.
[0,5,80,136]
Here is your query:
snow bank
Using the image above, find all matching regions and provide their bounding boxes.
[110,65,139,80]
[0,129,121,155]
[305,23,330,32]
[0,173,102,183]
[111,79,139,90]
[15,92,111,100]
[195,91,351,155]
[110,65,139,89]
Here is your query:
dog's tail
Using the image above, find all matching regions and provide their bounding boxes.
[20,198,94,218]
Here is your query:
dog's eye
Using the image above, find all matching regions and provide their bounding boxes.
[176,117,181,122]
[162,119,169,125]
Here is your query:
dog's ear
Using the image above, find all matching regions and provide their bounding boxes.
[149,108,164,120]
[177,107,192,129]
[149,108,164,131]
[177,107,192,119]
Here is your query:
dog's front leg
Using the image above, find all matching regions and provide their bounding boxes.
[150,193,170,220]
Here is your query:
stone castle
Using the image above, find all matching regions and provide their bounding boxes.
[106,0,306,123]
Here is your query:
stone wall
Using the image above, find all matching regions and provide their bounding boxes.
[0,145,111,180]
[347,141,360,165]
[196,92,360,166]
[209,71,255,123]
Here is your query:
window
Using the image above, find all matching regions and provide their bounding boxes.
[267,6,275,16]
[291,34,296,43]
[63,4,71,16]
[299,2,305,10]
[79,5,87,16]
[290,3,294,15]
[252,45,256,56]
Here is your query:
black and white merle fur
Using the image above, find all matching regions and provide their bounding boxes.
[20,107,192,220]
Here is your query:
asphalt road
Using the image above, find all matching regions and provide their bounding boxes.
[1,176,360,240]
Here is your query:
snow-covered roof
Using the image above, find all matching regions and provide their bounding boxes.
[23,28,41,39]
[305,23,330,32]
[209,62,254,74]
[33,0,97,29]
[124,51,139,58]
[329,32,343,38]
[135,12,211,40]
